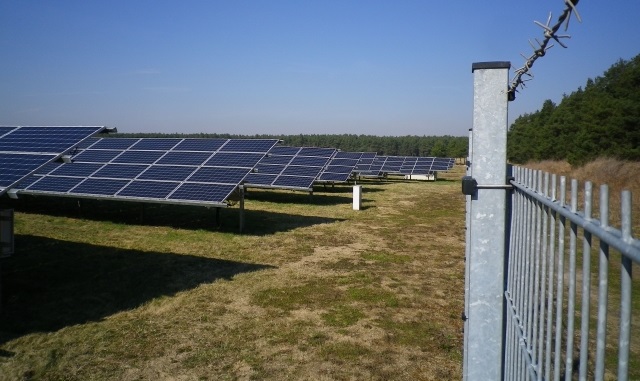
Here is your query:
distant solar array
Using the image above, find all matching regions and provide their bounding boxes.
[356,155,455,177]
[0,126,107,195]
[244,146,336,190]
[14,137,279,207]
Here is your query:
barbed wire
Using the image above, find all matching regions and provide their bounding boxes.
[507,0,582,101]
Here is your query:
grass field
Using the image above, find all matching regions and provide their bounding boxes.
[0,171,466,380]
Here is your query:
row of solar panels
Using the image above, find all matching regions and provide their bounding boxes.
[0,127,455,208]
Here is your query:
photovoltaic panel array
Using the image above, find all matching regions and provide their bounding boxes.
[353,152,377,174]
[356,156,455,177]
[15,138,279,207]
[0,126,106,195]
[317,151,373,182]
[244,146,336,190]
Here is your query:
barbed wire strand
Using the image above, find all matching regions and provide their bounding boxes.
[507,0,582,101]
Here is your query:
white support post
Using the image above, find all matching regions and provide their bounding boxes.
[353,185,362,210]
[463,61,511,380]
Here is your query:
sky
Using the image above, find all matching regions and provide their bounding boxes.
[1,1,639,137]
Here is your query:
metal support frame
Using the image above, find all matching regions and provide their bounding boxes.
[239,186,245,233]
[463,61,511,380]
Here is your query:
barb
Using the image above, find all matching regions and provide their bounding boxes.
[507,0,582,101]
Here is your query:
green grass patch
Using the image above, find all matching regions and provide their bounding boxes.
[361,250,412,264]
[252,280,344,311]
[347,287,400,308]
[322,305,366,327]
[319,342,372,363]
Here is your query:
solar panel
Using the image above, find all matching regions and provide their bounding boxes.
[15,137,279,207]
[0,126,107,195]
[244,146,336,191]
[317,151,369,182]
[354,155,455,177]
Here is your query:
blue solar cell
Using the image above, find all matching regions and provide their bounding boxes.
[281,166,321,177]
[298,147,335,157]
[14,175,42,189]
[91,138,139,150]
[272,176,315,189]
[259,155,293,165]
[27,176,84,192]
[253,164,285,175]
[324,165,354,174]
[130,138,181,151]
[0,153,57,187]
[50,163,103,177]
[169,183,236,203]
[204,152,264,168]
[32,161,61,175]
[92,164,148,179]
[290,156,329,167]
[73,149,122,163]
[172,139,227,152]
[138,165,196,181]
[73,178,129,195]
[0,127,18,137]
[112,150,164,164]
[328,158,358,166]
[0,126,104,152]
[333,152,362,159]
[318,172,351,181]
[220,139,277,153]
[267,146,300,156]
[118,181,179,199]
[188,167,249,184]
[156,151,212,166]
[75,137,100,149]
[244,173,277,185]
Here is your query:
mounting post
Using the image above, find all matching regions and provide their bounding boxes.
[463,61,510,381]
[239,186,245,233]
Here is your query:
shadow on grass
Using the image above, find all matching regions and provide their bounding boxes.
[242,209,346,236]
[4,196,345,234]
[0,235,275,345]
[244,188,352,205]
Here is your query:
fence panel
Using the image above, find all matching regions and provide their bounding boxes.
[503,166,639,380]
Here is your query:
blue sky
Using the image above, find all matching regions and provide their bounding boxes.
[1,1,639,136]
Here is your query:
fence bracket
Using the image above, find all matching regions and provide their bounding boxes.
[461,175,514,196]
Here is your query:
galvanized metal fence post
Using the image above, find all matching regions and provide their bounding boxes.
[463,61,511,380]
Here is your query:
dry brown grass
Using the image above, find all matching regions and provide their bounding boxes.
[0,171,466,380]
[522,158,640,231]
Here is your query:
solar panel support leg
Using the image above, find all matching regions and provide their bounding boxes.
[239,186,245,233]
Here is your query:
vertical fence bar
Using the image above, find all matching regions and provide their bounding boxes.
[544,174,557,381]
[553,176,567,381]
[617,191,632,381]
[565,179,579,381]
[579,182,593,380]
[463,61,510,380]
[536,172,550,380]
[594,185,610,381]
[527,171,542,376]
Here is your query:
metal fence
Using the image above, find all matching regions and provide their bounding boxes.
[504,167,639,380]
[463,61,639,380]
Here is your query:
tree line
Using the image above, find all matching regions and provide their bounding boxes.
[114,132,469,158]
[508,53,640,165]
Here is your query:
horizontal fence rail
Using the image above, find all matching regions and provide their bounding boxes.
[504,166,639,380]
